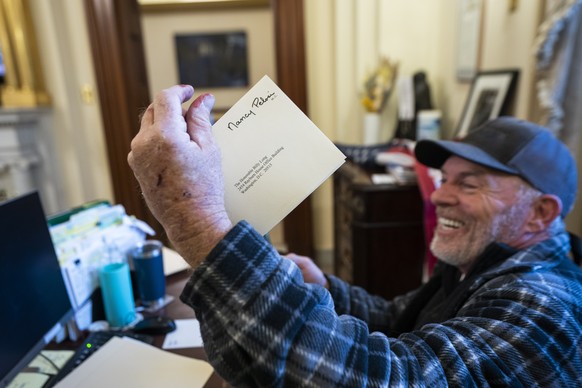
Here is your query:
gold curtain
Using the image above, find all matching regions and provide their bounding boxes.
[0,0,50,107]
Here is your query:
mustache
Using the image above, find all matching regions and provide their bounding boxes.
[436,210,464,220]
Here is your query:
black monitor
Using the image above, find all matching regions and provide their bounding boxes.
[0,192,74,387]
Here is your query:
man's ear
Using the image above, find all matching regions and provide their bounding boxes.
[527,194,562,232]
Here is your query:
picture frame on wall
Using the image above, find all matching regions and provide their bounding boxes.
[175,31,249,89]
[139,0,269,12]
[455,69,519,138]
[456,0,483,82]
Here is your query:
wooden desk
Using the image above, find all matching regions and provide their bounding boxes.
[333,162,425,299]
[48,270,227,388]
[151,270,228,388]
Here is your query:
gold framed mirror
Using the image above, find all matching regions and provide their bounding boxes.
[0,0,50,107]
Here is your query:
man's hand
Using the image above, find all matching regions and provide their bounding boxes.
[128,85,232,267]
[285,253,329,289]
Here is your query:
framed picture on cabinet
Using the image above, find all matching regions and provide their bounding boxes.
[455,69,519,138]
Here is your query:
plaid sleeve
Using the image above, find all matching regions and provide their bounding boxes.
[327,274,417,334]
[181,221,582,387]
[180,221,399,386]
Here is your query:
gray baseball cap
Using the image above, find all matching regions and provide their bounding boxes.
[414,117,577,218]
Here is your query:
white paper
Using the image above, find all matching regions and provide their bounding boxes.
[32,350,75,374]
[6,350,75,388]
[162,319,203,349]
[7,372,49,388]
[162,246,190,276]
[214,75,346,235]
[371,174,397,185]
[62,257,93,309]
[54,337,213,388]
[73,299,93,331]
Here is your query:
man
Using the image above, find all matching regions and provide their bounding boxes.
[128,85,582,386]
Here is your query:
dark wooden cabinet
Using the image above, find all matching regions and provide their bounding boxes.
[333,162,425,299]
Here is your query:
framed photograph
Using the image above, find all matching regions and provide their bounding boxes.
[175,31,249,88]
[456,0,483,82]
[139,0,269,13]
[456,69,519,138]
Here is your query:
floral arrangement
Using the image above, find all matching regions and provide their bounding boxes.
[361,57,399,113]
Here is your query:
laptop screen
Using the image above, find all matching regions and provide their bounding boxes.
[0,192,73,387]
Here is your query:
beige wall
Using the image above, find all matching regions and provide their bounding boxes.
[304,0,543,143]
[304,0,547,252]
[25,0,580,248]
[28,0,113,214]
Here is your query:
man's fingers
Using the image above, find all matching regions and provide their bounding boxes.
[285,253,307,267]
[186,93,215,120]
[139,104,153,127]
[153,85,195,127]
[186,93,215,143]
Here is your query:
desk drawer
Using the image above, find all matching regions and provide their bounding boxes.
[349,185,423,223]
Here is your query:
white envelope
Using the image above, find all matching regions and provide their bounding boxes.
[213,75,346,235]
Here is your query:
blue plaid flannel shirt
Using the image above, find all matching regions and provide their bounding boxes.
[180,221,582,387]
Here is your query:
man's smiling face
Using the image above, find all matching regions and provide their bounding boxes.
[429,156,535,273]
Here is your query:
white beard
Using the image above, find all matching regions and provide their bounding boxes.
[430,202,528,270]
